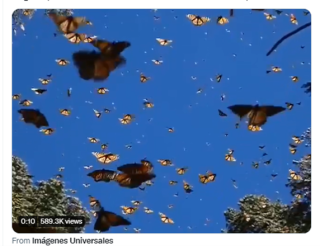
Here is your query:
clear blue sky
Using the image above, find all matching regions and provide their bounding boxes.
[12,9,311,233]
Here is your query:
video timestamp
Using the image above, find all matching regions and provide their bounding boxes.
[18,216,85,227]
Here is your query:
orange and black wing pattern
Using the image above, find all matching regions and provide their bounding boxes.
[49,13,86,34]
[228,105,253,119]
[116,173,156,189]
[94,209,131,232]
[87,169,118,182]
[91,39,131,57]
[117,162,153,174]
[18,109,49,128]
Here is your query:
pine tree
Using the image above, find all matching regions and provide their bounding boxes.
[12,156,91,233]
[223,128,311,233]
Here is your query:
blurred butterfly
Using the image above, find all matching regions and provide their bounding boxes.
[121,206,138,215]
[144,207,153,214]
[186,14,210,26]
[131,200,142,206]
[156,38,173,46]
[83,36,98,43]
[40,128,54,135]
[133,228,141,233]
[94,207,131,232]
[18,109,49,128]
[289,169,302,180]
[264,12,276,20]
[158,159,173,166]
[58,167,65,172]
[101,143,108,151]
[217,16,229,25]
[183,180,193,193]
[199,174,210,184]
[83,183,90,188]
[87,169,118,182]
[225,152,236,162]
[49,13,87,34]
[169,180,178,185]
[31,88,47,95]
[84,165,93,170]
[151,59,163,65]
[303,11,310,16]
[228,104,286,127]
[88,137,100,143]
[117,162,153,175]
[115,173,156,189]
[92,152,119,164]
[292,136,303,144]
[167,127,174,133]
[12,94,21,100]
[119,114,134,124]
[159,212,174,224]
[289,144,297,154]
[252,162,259,169]
[248,124,263,132]
[104,108,111,113]
[55,174,63,179]
[140,74,151,83]
[143,99,154,108]
[290,14,298,25]
[216,74,222,82]
[23,9,33,16]
[55,59,69,66]
[90,39,131,57]
[176,167,188,175]
[266,66,282,73]
[259,145,265,150]
[97,87,108,94]
[290,76,299,82]
[64,33,86,44]
[286,102,294,110]
[19,99,33,106]
[67,88,72,97]
[39,78,51,85]
[60,109,71,116]
[218,109,227,117]
[89,196,101,209]
[264,159,272,165]
[93,109,102,118]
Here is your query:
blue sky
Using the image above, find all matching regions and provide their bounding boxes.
[12,9,311,233]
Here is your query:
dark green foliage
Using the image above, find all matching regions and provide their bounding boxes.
[223,128,311,233]
[12,156,91,233]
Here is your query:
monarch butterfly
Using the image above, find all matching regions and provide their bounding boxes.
[115,173,156,189]
[295,193,302,199]
[168,204,174,209]
[143,99,154,108]
[89,39,131,57]
[264,13,276,20]
[289,144,297,154]
[39,78,51,85]
[169,180,178,185]
[119,114,134,124]
[286,102,294,110]
[186,14,211,26]
[55,59,69,66]
[23,9,33,16]
[272,66,282,72]
[40,128,54,135]
[104,108,111,113]
[217,16,229,25]
[252,162,259,169]
[225,153,236,162]
[86,20,93,25]
[87,169,118,182]
[228,104,286,127]
[133,228,141,233]
[92,152,119,164]
[218,109,227,117]
[145,180,154,186]
[305,154,311,160]
[60,109,71,116]
[292,136,303,144]
[19,99,33,106]
[67,88,72,97]
[183,180,193,193]
[117,162,153,175]
[58,167,65,172]
[151,59,163,65]
[176,167,188,175]
[144,207,153,214]
[101,143,108,151]
[156,38,173,46]
[18,109,49,128]
[289,169,302,180]
[216,74,222,82]
[167,127,174,133]
[55,174,63,179]
[93,109,102,118]
[89,196,101,209]
[264,159,272,165]
[12,94,21,100]
[94,208,131,232]
[88,137,100,143]
[97,87,108,94]
[83,183,90,188]
[159,212,174,224]
[49,13,87,34]
[290,14,298,25]
[140,74,150,83]
[131,200,142,206]
[121,206,138,215]
[31,88,47,95]
[83,36,98,43]
[199,174,209,184]
[64,33,86,44]
[158,159,173,166]
[248,124,263,132]
[291,76,299,82]
[206,171,217,182]
[141,158,152,166]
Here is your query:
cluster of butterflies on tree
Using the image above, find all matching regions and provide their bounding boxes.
[13,9,309,232]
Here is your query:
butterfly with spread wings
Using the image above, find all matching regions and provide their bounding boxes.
[117,161,154,175]
[49,13,87,34]
[115,173,156,189]
[228,104,286,128]
[87,169,118,182]
[94,207,131,232]
[72,39,131,82]
[18,109,49,128]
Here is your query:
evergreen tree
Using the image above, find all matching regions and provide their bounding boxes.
[223,128,311,233]
[12,156,91,233]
